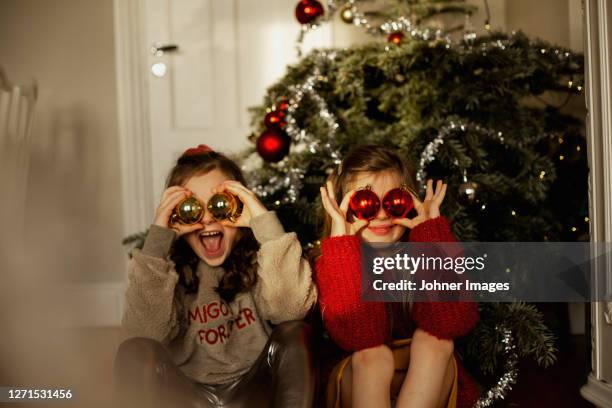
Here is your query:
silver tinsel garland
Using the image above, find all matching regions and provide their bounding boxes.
[295,0,585,90]
[295,0,450,56]
[416,120,506,192]
[248,50,342,204]
[473,326,519,407]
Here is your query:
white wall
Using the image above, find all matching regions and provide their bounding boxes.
[0,0,125,283]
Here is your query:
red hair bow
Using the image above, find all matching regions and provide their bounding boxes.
[183,144,214,156]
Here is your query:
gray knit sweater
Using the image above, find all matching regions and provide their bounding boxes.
[121,211,317,385]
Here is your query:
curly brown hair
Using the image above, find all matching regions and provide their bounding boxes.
[165,150,259,303]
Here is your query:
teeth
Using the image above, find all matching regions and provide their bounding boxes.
[200,231,222,237]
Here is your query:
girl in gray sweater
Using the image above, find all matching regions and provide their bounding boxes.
[114,145,318,408]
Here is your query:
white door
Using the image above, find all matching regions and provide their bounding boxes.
[143,0,332,201]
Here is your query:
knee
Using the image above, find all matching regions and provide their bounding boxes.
[268,321,314,370]
[351,345,394,379]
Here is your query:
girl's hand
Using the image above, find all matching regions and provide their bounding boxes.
[392,179,447,229]
[320,180,369,237]
[154,186,204,236]
[215,180,267,228]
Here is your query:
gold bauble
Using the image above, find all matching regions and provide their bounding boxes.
[207,192,243,222]
[458,181,479,205]
[173,196,204,225]
[340,5,354,24]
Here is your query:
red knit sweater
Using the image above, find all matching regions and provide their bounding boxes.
[315,216,480,408]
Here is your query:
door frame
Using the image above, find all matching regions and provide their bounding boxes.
[581,0,612,405]
[113,0,155,238]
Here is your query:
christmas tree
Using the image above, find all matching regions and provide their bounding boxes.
[242,0,585,404]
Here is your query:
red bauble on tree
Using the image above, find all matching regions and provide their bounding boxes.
[349,188,380,220]
[388,31,404,45]
[382,188,414,218]
[256,129,291,162]
[277,98,290,112]
[295,0,324,25]
[264,110,286,129]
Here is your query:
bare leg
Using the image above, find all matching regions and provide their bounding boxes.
[396,344,455,408]
[349,345,394,408]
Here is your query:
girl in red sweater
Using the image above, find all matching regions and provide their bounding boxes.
[316,145,480,408]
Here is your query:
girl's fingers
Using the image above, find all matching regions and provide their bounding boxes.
[161,186,187,200]
[321,187,342,218]
[219,182,249,199]
[160,190,191,213]
[392,217,416,229]
[425,179,434,201]
[352,219,369,233]
[223,180,254,195]
[219,182,262,214]
[178,223,204,235]
[327,180,338,203]
[320,187,340,218]
[433,180,443,198]
[408,190,423,207]
[433,183,447,206]
[161,188,190,205]
[219,218,246,228]
[409,191,424,215]
[433,179,440,193]
[339,189,356,216]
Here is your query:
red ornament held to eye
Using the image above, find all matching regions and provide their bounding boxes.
[349,187,380,220]
[349,186,414,220]
[382,187,413,218]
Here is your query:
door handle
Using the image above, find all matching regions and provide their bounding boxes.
[150,43,179,56]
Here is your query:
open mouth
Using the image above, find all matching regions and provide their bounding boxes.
[199,230,225,258]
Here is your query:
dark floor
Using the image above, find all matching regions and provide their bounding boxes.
[499,335,593,408]
[1,327,594,407]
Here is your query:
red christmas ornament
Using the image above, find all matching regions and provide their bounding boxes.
[382,188,413,218]
[264,110,286,129]
[256,129,290,162]
[388,31,404,45]
[277,98,290,112]
[295,0,324,25]
[349,188,381,220]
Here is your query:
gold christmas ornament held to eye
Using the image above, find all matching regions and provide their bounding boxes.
[207,192,243,222]
[171,196,205,225]
[170,192,243,225]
